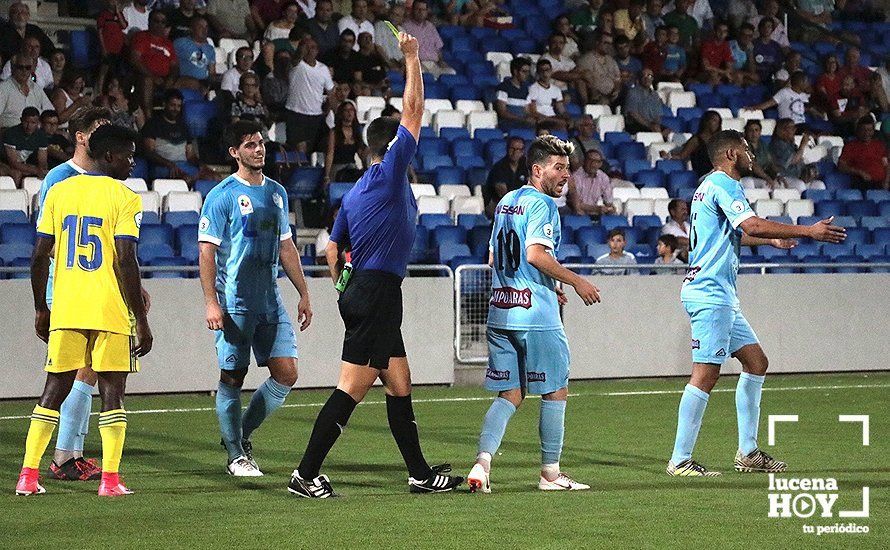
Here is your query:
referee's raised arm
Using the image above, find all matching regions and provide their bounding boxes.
[398,32,423,142]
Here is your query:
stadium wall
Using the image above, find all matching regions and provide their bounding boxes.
[1,274,888,399]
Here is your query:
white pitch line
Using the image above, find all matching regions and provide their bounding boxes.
[0,383,888,422]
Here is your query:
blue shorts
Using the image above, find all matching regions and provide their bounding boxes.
[215,305,298,370]
[485,327,570,395]
[684,302,759,365]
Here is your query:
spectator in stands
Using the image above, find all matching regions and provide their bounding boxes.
[484,137,528,217]
[814,53,844,109]
[375,3,405,68]
[796,0,833,30]
[324,100,368,183]
[3,105,48,184]
[401,1,454,77]
[285,37,334,152]
[0,2,54,61]
[661,197,689,257]
[301,0,340,57]
[728,22,758,85]
[577,32,620,105]
[747,71,814,129]
[173,15,217,91]
[640,0,664,42]
[654,234,684,274]
[614,35,642,84]
[773,50,802,89]
[838,116,889,191]
[354,32,387,90]
[48,48,66,89]
[50,71,91,128]
[0,36,52,91]
[252,0,288,30]
[96,0,128,97]
[699,21,735,85]
[141,88,204,183]
[570,0,604,34]
[838,47,873,97]
[768,118,811,181]
[743,119,778,188]
[641,25,669,78]
[614,0,645,43]
[96,76,145,131]
[231,72,273,139]
[264,2,301,41]
[596,9,616,40]
[263,49,293,121]
[727,0,757,31]
[321,29,361,83]
[221,46,256,97]
[123,0,152,36]
[527,58,570,131]
[749,0,788,47]
[569,114,603,171]
[542,33,591,105]
[661,25,687,81]
[130,10,179,116]
[662,110,721,176]
[207,0,255,40]
[751,18,783,85]
[595,228,637,275]
[166,0,202,40]
[338,0,375,51]
[495,57,534,130]
[662,0,698,49]
[829,75,869,137]
[554,15,581,60]
[39,109,72,168]
[870,70,889,115]
[624,68,670,137]
[568,149,617,216]
[325,81,352,128]
[0,54,54,130]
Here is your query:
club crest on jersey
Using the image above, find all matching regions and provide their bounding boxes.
[272,192,283,209]
[199,216,210,232]
[490,287,532,309]
[237,195,253,215]
[134,211,142,228]
[731,200,746,213]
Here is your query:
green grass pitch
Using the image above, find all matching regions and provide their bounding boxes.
[1,372,887,549]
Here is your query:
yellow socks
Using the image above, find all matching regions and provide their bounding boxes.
[98,409,127,473]
[23,406,60,469]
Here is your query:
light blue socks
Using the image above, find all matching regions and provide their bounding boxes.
[736,372,765,455]
[477,397,516,456]
[671,384,710,465]
[539,400,566,466]
[242,377,292,440]
[216,381,244,461]
[56,380,93,453]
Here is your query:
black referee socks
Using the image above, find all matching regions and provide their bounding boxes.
[386,394,433,480]
[298,389,357,480]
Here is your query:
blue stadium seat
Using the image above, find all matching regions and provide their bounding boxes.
[457,214,489,229]
[561,215,592,232]
[574,226,606,250]
[467,167,489,188]
[586,243,610,259]
[856,243,886,259]
[163,211,199,229]
[438,243,471,264]
[439,74,469,90]
[138,244,175,264]
[600,215,628,231]
[676,107,703,123]
[715,83,743,99]
[621,227,642,245]
[880,200,890,217]
[739,255,765,274]
[0,223,35,244]
[633,215,663,231]
[176,224,198,252]
[873,227,890,247]
[767,255,798,274]
[842,227,869,246]
[603,132,633,146]
[814,200,844,217]
[420,127,437,140]
[286,167,324,199]
[419,214,453,231]
[417,138,447,158]
[833,255,865,273]
[823,173,851,190]
[845,200,877,218]
[802,255,832,273]
[635,169,665,188]
[644,226,663,245]
[184,100,217,139]
[422,154,453,171]
[790,243,822,259]
[758,246,789,259]
[833,216,857,228]
[655,159,685,174]
[432,225,467,247]
[194,179,218,197]
[687,83,712,96]
[623,159,651,179]
[449,255,480,269]
[439,127,471,142]
[767,215,793,225]
[455,155,486,170]
[507,128,535,142]
[484,140,507,163]
[0,210,28,226]
[510,38,536,55]
[865,190,890,202]
[69,29,98,69]
[696,93,722,110]
[0,243,32,263]
[328,182,354,208]
[660,116,684,133]
[628,244,654,259]
[139,223,174,247]
[668,171,698,194]
[803,189,833,202]
[451,138,480,158]
[145,256,190,279]
[450,86,481,102]
[474,128,503,144]
[409,230,430,263]
[468,225,491,257]
[434,166,465,186]
[835,189,863,201]
[869,255,890,273]
[4,256,29,279]
[557,244,583,262]
[823,243,856,260]
[615,142,646,162]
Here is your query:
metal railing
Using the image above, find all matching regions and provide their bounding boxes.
[0,264,453,277]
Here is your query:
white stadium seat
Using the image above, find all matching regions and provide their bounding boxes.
[152,179,189,198]
[364,107,384,123]
[653,198,672,220]
[496,61,512,81]
[417,195,449,215]
[218,38,248,56]
[583,104,612,119]
[736,109,763,121]
[485,51,513,65]
[754,199,784,218]
[438,184,472,201]
[771,188,801,203]
[0,189,28,213]
[163,191,203,212]
[597,115,625,139]
[802,145,828,164]
[611,187,640,204]
[785,198,814,222]
[818,135,844,149]
[0,176,16,190]
[744,188,771,203]
[624,198,655,218]
[356,96,385,122]
[740,176,768,189]
[451,196,484,217]
[467,111,497,136]
[389,97,403,111]
[138,191,161,215]
[214,47,227,72]
[433,110,465,133]
[22,177,42,198]
[667,91,696,114]
[634,132,664,147]
[657,81,684,94]
[455,100,486,116]
[760,118,776,135]
[124,178,148,192]
[411,184,436,200]
[722,118,746,132]
[640,187,669,199]
[648,143,675,164]
[707,108,733,120]
[424,99,454,114]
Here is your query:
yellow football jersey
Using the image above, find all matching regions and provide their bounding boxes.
[36,174,142,335]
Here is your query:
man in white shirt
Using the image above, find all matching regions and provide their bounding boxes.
[0,36,52,90]
[123,0,152,35]
[541,33,591,103]
[527,58,568,130]
[285,37,334,152]
[0,54,54,129]
[746,71,813,127]
[220,46,255,96]
[661,198,690,254]
[338,0,375,51]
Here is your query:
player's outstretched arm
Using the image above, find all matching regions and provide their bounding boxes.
[198,242,224,331]
[30,235,54,342]
[740,234,797,249]
[280,238,313,331]
[114,239,153,357]
[399,32,423,142]
[527,244,601,306]
[740,215,846,244]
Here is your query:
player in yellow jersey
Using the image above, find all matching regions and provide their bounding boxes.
[16,125,153,497]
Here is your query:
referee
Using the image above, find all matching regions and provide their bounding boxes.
[288,31,463,498]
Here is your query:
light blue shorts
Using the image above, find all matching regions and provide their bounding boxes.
[684,302,759,365]
[485,327,570,395]
[215,305,298,370]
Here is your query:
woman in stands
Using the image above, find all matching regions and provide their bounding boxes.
[323,100,368,184]
[815,55,842,114]
[554,15,581,60]
[96,76,145,131]
[230,72,273,138]
[263,1,301,42]
[661,110,722,177]
[48,49,67,90]
[51,70,91,127]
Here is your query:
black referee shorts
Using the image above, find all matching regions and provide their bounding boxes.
[338,270,406,369]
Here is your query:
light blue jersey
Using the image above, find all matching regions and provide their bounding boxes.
[680,170,755,308]
[487,185,562,331]
[198,174,292,314]
[37,160,87,306]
